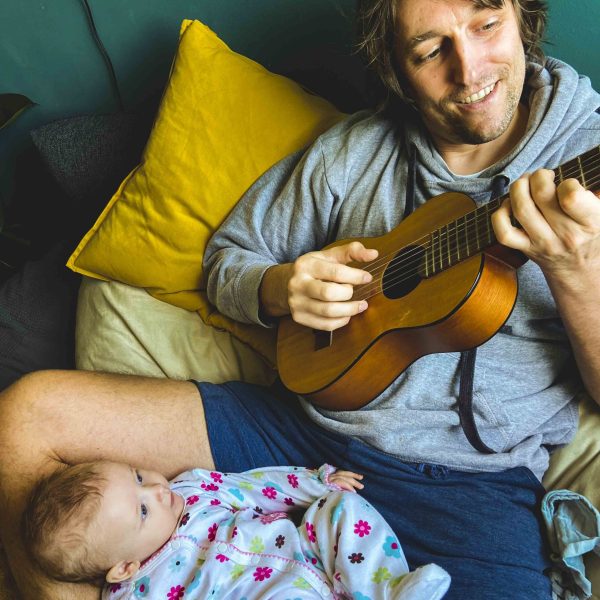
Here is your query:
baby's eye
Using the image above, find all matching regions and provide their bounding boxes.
[141,503,148,521]
[136,470,143,484]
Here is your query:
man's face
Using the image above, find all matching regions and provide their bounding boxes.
[394,0,526,147]
[93,462,185,568]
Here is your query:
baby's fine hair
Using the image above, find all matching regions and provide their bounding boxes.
[22,462,108,583]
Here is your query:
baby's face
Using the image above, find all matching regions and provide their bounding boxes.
[94,462,185,564]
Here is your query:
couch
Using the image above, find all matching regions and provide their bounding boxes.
[1,5,599,600]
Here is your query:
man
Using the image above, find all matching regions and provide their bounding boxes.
[0,0,598,598]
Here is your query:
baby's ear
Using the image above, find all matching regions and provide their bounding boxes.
[105,560,141,583]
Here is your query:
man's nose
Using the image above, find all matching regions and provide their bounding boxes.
[450,38,478,86]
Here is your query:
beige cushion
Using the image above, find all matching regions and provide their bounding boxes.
[76,277,275,386]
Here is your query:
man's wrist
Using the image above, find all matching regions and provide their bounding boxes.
[259,263,293,320]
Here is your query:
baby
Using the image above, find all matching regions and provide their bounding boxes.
[22,461,450,599]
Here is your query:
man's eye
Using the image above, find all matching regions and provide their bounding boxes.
[481,20,499,31]
[136,471,143,484]
[417,47,440,63]
[141,503,148,521]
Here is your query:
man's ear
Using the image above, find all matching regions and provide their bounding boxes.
[105,560,141,583]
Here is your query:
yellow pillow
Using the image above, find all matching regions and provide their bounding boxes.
[67,19,344,364]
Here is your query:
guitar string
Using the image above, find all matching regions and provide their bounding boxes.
[352,159,600,300]
[349,153,600,289]
[353,169,600,302]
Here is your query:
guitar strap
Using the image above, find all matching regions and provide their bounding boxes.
[458,349,496,454]
[456,176,508,454]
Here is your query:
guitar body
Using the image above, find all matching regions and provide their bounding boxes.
[277,192,523,410]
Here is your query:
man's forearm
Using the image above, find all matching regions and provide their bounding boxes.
[259,263,293,319]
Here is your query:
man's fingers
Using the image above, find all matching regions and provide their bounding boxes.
[292,299,368,331]
[320,241,379,273]
[491,199,531,252]
[557,178,600,226]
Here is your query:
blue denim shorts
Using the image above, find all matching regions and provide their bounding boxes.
[196,380,552,600]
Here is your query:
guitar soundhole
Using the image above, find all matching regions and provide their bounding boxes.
[382,245,425,299]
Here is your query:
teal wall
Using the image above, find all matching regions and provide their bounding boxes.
[0,0,598,211]
[545,0,599,88]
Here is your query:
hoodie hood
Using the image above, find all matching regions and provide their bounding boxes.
[404,58,600,201]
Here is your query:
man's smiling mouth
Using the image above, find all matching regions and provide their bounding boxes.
[458,82,497,104]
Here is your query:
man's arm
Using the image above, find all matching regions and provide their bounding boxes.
[492,169,600,405]
[0,371,214,599]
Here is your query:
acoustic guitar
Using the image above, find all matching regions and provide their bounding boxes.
[277,146,600,410]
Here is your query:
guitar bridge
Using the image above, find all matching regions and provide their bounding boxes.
[313,329,333,351]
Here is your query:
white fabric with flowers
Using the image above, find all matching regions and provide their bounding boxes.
[102,464,449,599]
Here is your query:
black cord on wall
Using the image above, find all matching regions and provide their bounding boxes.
[79,0,124,111]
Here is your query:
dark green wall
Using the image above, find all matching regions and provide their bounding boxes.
[0,0,598,212]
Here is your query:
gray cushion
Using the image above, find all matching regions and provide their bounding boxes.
[0,242,81,391]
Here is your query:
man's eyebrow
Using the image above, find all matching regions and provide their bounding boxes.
[406,30,440,53]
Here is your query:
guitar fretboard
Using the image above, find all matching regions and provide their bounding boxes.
[423,146,600,277]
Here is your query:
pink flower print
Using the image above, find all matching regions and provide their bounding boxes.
[232,526,238,539]
[284,497,295,506]
[201,482,219,492]
[215,554,229,562]
[354,520,371,537]
[305,522,316,543]
[167,585,185,599]
[210,472,223,483]
[186,495,200,506]
[287,473,299,488]
[180,512,190,526]
[109,583,122,593]
[210,499,221,506]
[207,523,219,542]
[253,566,273,582]
[262,486,277,500]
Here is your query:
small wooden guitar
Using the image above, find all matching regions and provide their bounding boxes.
[277,146,600,410]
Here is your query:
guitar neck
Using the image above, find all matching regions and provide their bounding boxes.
[423,145,600,276]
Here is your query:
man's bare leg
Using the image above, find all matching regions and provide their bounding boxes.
[0,369,214,599]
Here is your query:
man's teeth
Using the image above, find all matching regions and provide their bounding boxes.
[460,83,496,104]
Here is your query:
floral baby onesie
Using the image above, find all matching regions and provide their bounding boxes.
[103,465,450,599]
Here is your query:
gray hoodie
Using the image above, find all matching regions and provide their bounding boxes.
[205,58,600,480]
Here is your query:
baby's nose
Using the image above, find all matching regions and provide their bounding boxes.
[152,483,169,501]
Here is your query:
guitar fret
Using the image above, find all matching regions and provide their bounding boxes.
[557,164,564,183]
[445,224,451,268]
[578,155,586,187]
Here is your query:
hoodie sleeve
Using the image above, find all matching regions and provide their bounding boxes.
[203,141,338,326]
